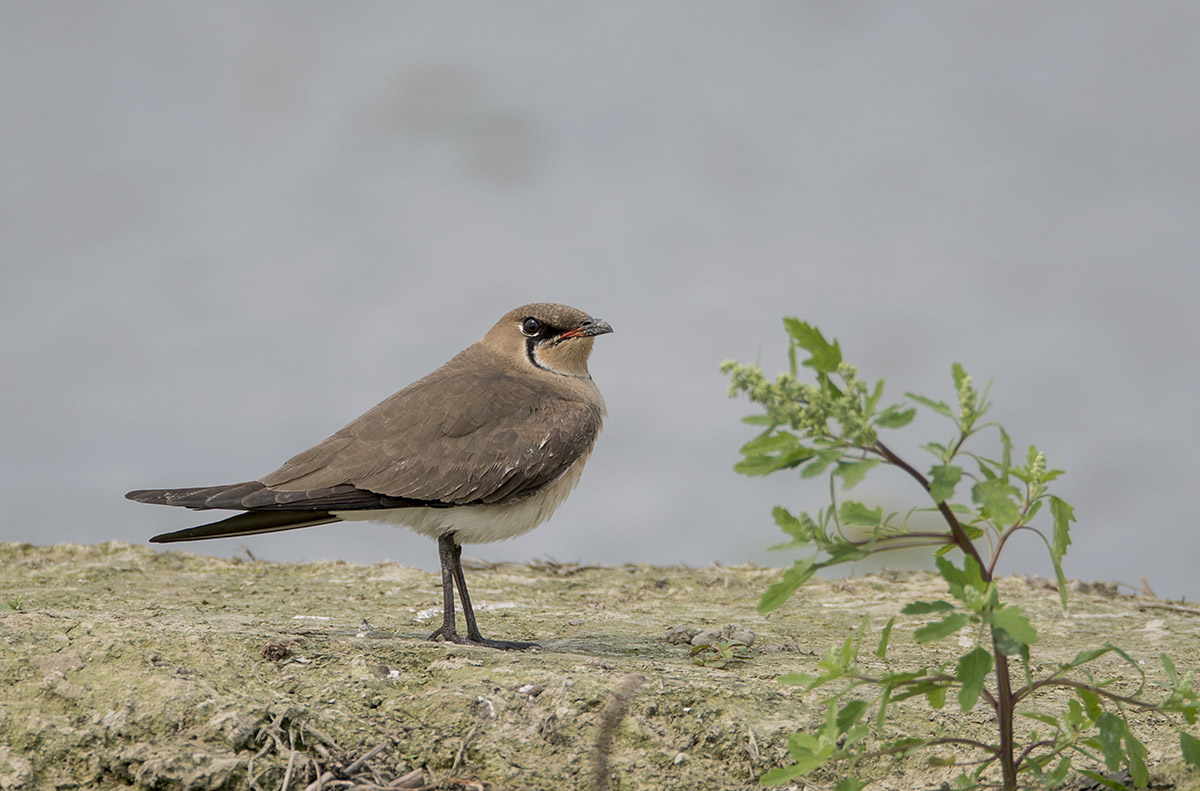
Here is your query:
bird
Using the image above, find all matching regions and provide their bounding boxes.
[127,302,612,650]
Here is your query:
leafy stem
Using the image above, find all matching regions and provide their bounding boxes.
[724,317,1198,790]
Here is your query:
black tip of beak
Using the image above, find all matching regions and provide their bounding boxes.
[580,317,613,337]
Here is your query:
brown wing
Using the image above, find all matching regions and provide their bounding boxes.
[258,363,603,508]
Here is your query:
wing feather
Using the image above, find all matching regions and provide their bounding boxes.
[260,360,603,507]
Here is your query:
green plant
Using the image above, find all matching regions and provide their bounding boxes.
[722,319,1200,790]
[691,639,750,669]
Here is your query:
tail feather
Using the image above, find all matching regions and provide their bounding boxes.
[149,510,341,543]
[126,482,266,510]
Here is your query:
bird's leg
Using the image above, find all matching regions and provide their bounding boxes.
[427,533,461,643]
[433,534,537,651]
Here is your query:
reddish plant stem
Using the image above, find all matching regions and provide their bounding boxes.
[871,440,989,579]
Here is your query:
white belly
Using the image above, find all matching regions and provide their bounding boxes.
[333,453,589,545]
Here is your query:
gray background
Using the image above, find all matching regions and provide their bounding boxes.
[3,4,1198,598]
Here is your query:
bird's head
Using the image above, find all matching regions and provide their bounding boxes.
[484,302,613,378]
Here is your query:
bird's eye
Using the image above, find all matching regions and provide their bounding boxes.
[520,317,541,337]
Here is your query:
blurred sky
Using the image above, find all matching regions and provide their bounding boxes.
[2,4,1198,598]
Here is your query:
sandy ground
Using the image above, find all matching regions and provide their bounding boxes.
[1,541,1198,790]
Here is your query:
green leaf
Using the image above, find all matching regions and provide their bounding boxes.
[955,646,994,712]
[1126,727,1149,788]
[734,450,811,476]
[778,672,819,688]
[875,616,895,659]
[1075,771,1131,791]
[835,459,879,489]
[936,554,986,602]
[734,435,818,475]
[1049,495,1075,607]
[875,405,916,428]
[739,429,801,456]
[836,700,870,734]
[1181,731,1200,770]
[971,477,1021,525]
[906,392,954,419]
[784,319,842,375]
[801,451,839,479]
[1077,687,1103,721]
[839,501,883,527]
[759,556,818,613]
[928,464,963,503]
[1095,713,1125,771]
[833,778,865,791]
[902,600,956,615]
[772,506,808,541]
[740,414,775,426]
[914,613,970,644]
[992,604,1038,654]
[998,425,1013,473]
[1063,646,1113,671]
[760,762,809,786]
[1046,757,1073,788]
[1020,711,1060,729]
[925,684,947,709]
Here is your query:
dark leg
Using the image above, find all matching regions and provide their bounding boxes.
[427,533,460,643]
[428,533,537,650]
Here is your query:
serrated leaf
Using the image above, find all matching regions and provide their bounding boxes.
[928,464,962,504]
[1126,727,1149,788]
[1049,495,1075,607]
[758,556,817,613]
[955,646,993,712]
[902,600,956,615]
[836,700,870,734]
[972,477,1021,525]
[734,444,816,476]
[1181,731,1200,769]
[835,459,879,489]
[992,605,1038,655]
[914,613,970,643]
[839,501,883,527]
[772,506,807,541]
[784,319,842,375]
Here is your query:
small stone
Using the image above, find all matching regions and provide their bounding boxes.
[665,624,698,645]
[722,623,756,647]
[261,642,291,662]
[690,629,722,647]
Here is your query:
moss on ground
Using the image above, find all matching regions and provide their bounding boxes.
[1,542,1197,790]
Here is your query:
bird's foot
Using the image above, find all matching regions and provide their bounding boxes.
[427,627,538,651]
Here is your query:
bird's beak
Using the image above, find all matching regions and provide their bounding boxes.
[560,317,613,340]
